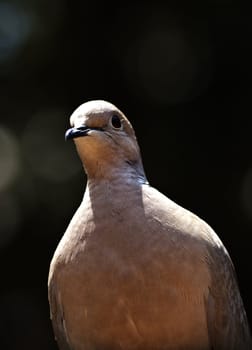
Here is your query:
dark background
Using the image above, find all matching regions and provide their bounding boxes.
[0,1,252,349]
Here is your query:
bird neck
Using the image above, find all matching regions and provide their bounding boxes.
[84,158,148,185]
[84,165,148,215]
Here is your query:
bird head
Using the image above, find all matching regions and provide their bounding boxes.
[66,100,146,182]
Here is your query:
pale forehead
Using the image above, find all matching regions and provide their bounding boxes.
[70,100,120,126]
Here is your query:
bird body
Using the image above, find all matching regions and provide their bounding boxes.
[48,100,252,350]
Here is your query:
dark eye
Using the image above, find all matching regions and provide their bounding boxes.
[111,115,122,129]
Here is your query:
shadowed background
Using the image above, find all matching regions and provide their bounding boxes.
[0,1,252,349]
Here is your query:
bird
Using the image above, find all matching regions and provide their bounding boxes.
[48,100,252,350]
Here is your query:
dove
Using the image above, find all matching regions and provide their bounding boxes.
[48,100,252,350]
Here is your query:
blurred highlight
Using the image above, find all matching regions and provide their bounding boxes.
[0,2,33,63]
[0,192,20,248]
[21,109,81,183]
[241,168,252,220]
[0,126,20,191]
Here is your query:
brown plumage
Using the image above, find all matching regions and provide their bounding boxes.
[48,100,252,350]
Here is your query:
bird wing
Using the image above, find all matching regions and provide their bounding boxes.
[205,240,252,350]
[48,275,71,350]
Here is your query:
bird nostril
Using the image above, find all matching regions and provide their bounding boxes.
[76,126,89,131]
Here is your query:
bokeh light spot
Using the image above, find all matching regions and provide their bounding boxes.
[21,109,81,183]
[0,2,33,63]
[0,126,20,191]
[0,192,20,248]
[123,11,213,104]
[240,168,252,220]
[0,290,53,349]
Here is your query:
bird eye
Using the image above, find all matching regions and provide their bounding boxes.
[110,115,122,129]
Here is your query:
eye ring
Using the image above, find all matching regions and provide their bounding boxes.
[110,115,123,130]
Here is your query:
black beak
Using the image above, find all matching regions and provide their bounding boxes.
[65,126,91,140]
[65,125,104,140]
